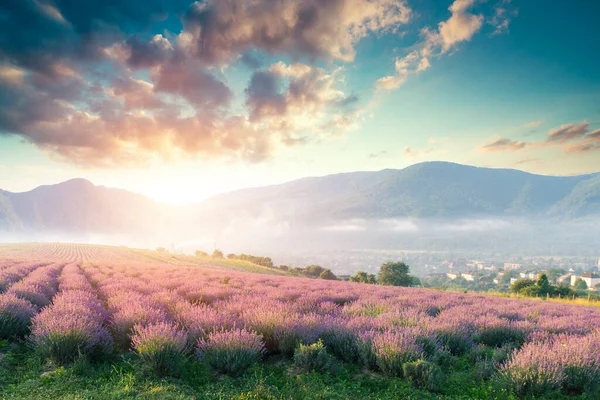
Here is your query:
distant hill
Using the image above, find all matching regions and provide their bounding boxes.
[1,162,599,254]
[195,162,598,222]
[0,178,166,236]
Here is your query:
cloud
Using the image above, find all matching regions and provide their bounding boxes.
[1,0,391,167]
[184,0,411,65]
[489,0,518,35]
[478,121,600,155]
[547,121,589,143]
[403,146,433,157]
[368,150,389,158]
[523,120,543,128]
[479,138,528,152]
[245,62,361,138]
[437,0,483,52]
[563,142,600,154]
[377,0,484,90]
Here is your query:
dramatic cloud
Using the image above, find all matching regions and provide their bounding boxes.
[479,138,528,152]
[0,0,408,167]
[377,0,484,90]
[184,0,411,65]
[246,62,360,138]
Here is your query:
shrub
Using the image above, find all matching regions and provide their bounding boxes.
[357,331,378,370]
[197,328,265,376]
[498,344,563,398]
[0,294,36,338]
[435,329,473,356]
[31,313,113,365]
[371,330,423,376]
[131,322,188,377]
[474,359,496,381]
[293,340,337,374]
[320,328,360,363]
[403,360,444,392]
[475,319,528,348]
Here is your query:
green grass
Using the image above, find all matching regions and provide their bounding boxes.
[2,339,596,399]
[0,339,529,400]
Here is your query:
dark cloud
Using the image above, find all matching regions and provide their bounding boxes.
[240,52,262,69]
[245,71,287,122]
[153,60,232,110]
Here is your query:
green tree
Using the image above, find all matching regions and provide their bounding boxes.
[195,250,208,257]
[349,271,377,284]
[279,265,290,272]
[573,278,588,290]
[378,261,414,287]
[212,249,224,259]
[535,273,552,295]
[510,278,534,293]
[304,265,326,278]
[319,269,337,280]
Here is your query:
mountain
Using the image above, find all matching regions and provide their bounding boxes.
[194,162,598,222]
[1,162,600,254]
[0,178,166,237]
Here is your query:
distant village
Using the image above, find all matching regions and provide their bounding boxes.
[272,250,600,293]
[423,257,600,293]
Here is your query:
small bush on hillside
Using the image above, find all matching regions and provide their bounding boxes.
[131,322,188,377]
[0,294,36,338]
[197,328,265,376]
[403,360,444,392]
[293,340,337,374]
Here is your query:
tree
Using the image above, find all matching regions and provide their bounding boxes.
[520,285,540,297]
[304,265,326,278]
[279,265,290,272]
[510,278,535,294]
[349,271,377,284]
[212,249,224,259]
[319,269,337,280]
[535,273,552,296]
[195,250,208,257]
[573,278,588,291]
[378,261,414,287]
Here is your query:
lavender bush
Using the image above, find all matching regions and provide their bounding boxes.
[131,322,188,376]
[197,328,265,376]
[292,340,337,374]
[403,359,444,392]
[0,293,36,338]
[371,329,424,376]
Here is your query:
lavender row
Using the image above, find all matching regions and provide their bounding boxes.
[0,262,63,338]
[30,264,113,364]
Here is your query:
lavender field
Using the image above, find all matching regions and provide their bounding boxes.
[1,244,599,399]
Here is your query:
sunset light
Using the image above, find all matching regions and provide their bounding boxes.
[1,0,599,398]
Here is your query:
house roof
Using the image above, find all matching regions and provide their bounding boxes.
[580,272,600,279]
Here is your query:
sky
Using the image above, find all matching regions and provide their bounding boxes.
[1,0,599,203]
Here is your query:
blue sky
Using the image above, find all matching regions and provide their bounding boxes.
[1,0,599,203]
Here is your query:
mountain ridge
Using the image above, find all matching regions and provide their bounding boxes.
[1,162,600,252]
